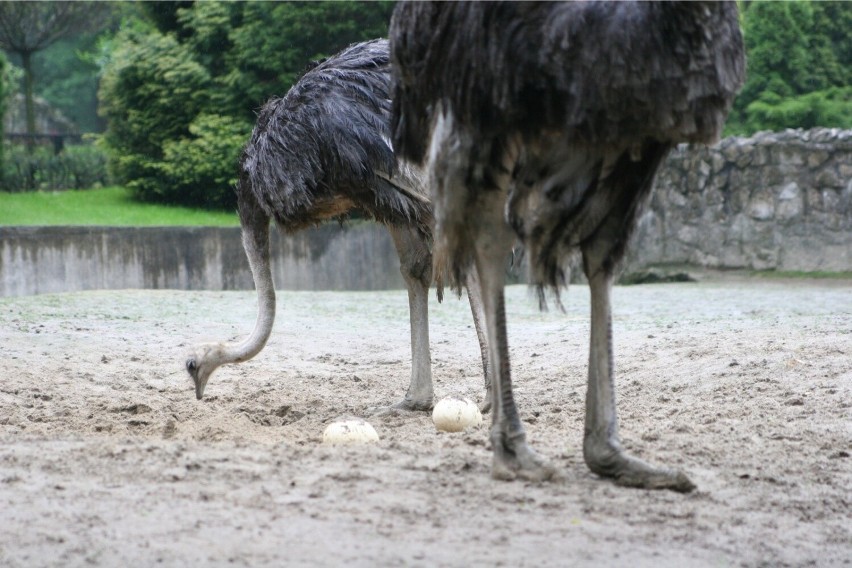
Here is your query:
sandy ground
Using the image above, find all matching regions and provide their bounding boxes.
[0,276,850,567]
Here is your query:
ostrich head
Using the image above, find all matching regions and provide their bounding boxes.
[185,343,226,400]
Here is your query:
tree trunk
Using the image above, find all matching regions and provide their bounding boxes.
[0,54,6,175]
[21,50,35,155]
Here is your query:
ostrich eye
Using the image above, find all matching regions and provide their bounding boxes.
[186,359,197,373]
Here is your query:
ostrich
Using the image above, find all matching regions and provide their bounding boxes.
[186,39,492,413]
[390,2,745,490]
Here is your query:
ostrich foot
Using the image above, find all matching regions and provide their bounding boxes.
[491,429,558,482]
[370,395,433,417]
[585,440,695,493]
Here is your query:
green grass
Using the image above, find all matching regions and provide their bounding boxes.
[0,187,239,227]
[750,269,852,280]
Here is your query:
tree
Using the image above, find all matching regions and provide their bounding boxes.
[726,0,852,134]
[0,1,109,144]
[99,1,395,209]
[31,33,106,133]
[0,51,6,170]
[99,26,216,203]
[217,1,395,121]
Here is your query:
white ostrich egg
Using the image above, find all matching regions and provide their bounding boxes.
[432,397,483,432]
[322,418,380,445]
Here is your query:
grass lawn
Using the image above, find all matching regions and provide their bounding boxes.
[0,187,239,227]
[751,269,852,280]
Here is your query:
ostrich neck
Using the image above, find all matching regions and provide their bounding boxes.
[225,229,276,365]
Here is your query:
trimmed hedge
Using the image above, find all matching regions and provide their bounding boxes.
[0,143,111,192]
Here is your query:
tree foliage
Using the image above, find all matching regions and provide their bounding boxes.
[726,1,852,134]
[29,34,102,133]
[99,1,394,209]
[217,2,395,121]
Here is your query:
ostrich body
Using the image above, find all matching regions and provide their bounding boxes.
[391,2,745,489]
[186,39,491,412]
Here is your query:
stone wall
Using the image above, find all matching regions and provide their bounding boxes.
[0,224,404,297]
[627,128,852,272]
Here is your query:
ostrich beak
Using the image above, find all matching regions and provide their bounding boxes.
[186,358,206,400]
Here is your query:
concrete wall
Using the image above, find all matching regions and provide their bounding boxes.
[2,128,850,296]
[0,224,404,297]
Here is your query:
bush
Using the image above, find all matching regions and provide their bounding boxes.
[744,87,852,132]
[725,1,851,135]
[99,26,216,205]
[1,143,111,192]
[153,114,250,209]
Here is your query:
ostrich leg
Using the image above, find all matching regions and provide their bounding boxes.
[387,225,435,411]
[580,249,695,492]
[186,197,276,399]
[464,269,492,413]
[383,226,492,413]
[472,194,556,482]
